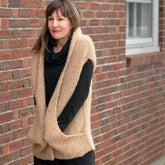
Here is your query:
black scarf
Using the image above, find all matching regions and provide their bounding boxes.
[44,38,71,106]
[44,38,71,65]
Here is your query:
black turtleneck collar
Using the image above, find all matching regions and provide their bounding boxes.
[44,38,71,66]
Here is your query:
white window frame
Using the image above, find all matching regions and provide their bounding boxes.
[126,0,160,55]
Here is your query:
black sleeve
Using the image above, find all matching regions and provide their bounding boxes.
[57,59,93,132]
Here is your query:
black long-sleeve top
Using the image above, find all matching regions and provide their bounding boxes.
[44,39,93,132]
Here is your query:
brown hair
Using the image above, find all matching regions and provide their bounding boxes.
[32,0,81,53]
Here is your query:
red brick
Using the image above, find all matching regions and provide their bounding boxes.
[41,1,46,8]
[0,40,9,49]
[9,20,22,28]
[9,40,22,48]
[23,157,29,165]
[19,88,32,98]
[22,39,29,47]
[12,30,19,38]
[10,159,23,165]
[2,82,10,91]
[22,0,28,8]
[86,3,100,10]
[19,9,31,18]
[0,9,12,17]
[1,61,9,70]
[22,118,28,127]
[8,0,22,8]
[9,140,23,151]
[10,120,22,130]
[31,9,37,18]
[22,98,28,107]
[22,59,29,67]
[13,111,19,120]
[20,48,31,58]
[31,29,38,37]
[101,4,110,10]
[19,68,30,78]
[11,70,19,80]
[19,108,31,118]
[3,145,9,154]
[29,0,41,8]
[0,153,12,164]
[9,60,22,69]
[19,30,31,38]
[38,9,45,18]
[0,112,13,123]
[0,133,12,144]
[29,38,37,47]
[12,9,18,18]
[10,80,23,90]
[0,71,11,81]
[9,100,22,110]
[40,19,45,27]
[96,11,106,18]
[1,0,7,7]
[1,19,8,29]
[20,127,30,137]
[83,11,94,18]
[0,30,11,39]
[21,146,32,156]
[12,49,21,59]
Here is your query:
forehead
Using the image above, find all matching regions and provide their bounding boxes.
[48,8,67,17]
[49,9,64,17]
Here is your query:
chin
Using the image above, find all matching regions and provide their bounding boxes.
[52,36,60,40]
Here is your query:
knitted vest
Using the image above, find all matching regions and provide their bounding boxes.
[27,28,96,160]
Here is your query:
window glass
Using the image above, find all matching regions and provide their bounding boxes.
[127,2,152,39]
[136,3,152,38]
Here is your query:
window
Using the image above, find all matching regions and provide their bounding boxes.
[126,0,160,55]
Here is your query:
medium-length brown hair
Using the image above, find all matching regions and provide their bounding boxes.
[32,0,81,53]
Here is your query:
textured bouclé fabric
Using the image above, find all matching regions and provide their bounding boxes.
[27,28,96,160]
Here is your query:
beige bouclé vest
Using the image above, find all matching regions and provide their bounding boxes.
[27,28,96,160]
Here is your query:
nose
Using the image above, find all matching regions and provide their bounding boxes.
[52,20,58,28]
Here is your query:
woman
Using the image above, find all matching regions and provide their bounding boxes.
[27,0,96,164]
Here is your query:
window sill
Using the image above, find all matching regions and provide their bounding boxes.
[126,52,165,67]
[126,46,160,56]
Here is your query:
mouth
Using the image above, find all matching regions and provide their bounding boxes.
[52,30,60,33]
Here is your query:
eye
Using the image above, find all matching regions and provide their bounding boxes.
[58,17,64,21]
[48,17,53,21]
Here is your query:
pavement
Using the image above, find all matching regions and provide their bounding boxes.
[150,156,165,165]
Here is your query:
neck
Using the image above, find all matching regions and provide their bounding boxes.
[56,38,68,52]
[54,32,71,53]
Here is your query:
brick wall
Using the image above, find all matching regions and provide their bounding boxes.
[0,0,46,164]
[77,1,127,164]
[0,0,165,165]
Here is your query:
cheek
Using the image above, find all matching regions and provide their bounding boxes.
[64,20,73,32]
[66,24,73,33]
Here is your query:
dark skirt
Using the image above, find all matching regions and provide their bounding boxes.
[34,150,95,165]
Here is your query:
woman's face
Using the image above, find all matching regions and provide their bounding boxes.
[48,9,73,41]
